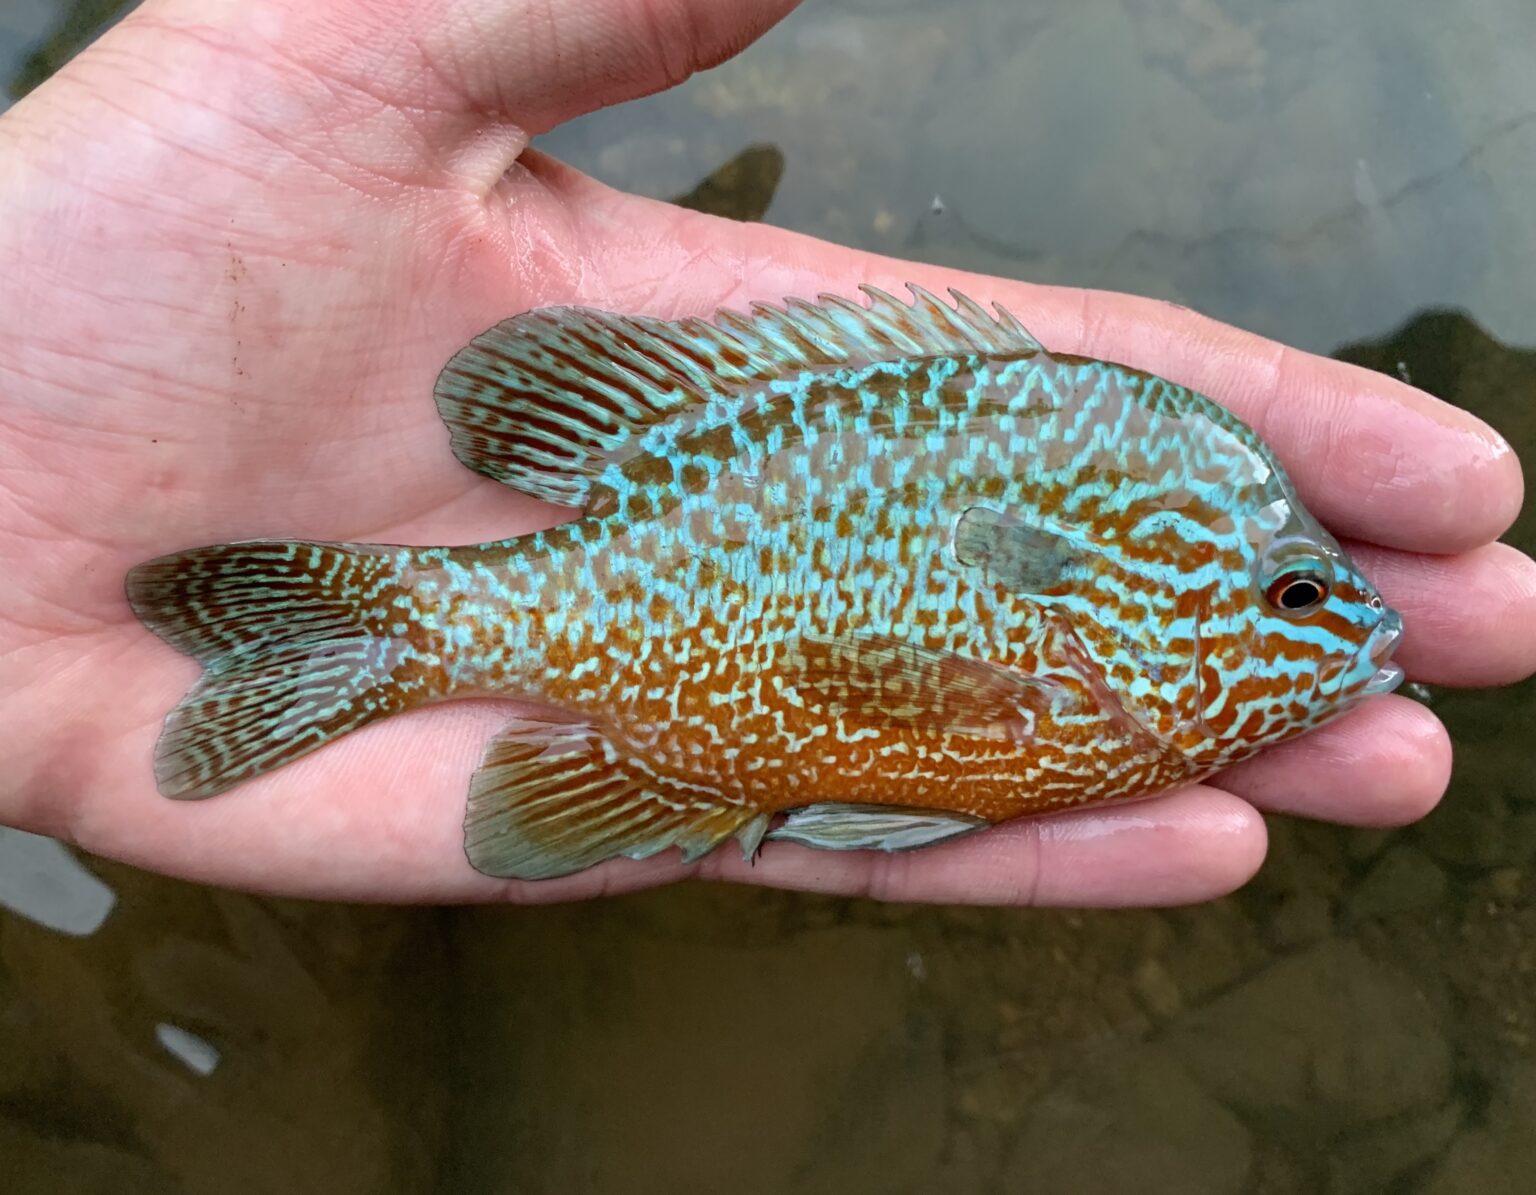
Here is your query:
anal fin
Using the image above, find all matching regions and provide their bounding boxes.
[767,804,989,853]
[464,719,757,880]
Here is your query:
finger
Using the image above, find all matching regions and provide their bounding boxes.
[431,0,805,132]
[925,282,1519,555]
[1073,288,1525,553]
[699,788,1268,908]
[50,638,1265,907]
[1217,695,1451,827]
[553,177,1524,557]
[41,683,686,904]
[1353,540,1536,687]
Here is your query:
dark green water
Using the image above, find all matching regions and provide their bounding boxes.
[3,2,1534,1192]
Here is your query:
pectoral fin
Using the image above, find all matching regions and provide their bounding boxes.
[953,505,1082,594]
[767,803,989,852]
[782,631,1063,736]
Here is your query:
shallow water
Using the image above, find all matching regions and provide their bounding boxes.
[4,2,1534,1192]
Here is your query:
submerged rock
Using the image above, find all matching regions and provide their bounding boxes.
[1327,1101,1463,1193]
[1346,844,1450,922]
[1423,1061,1536,1195]
[1003,1045,1252,1195]
[1164,941,1451,1139]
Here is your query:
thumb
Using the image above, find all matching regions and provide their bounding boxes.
[437,0,805,132]
[101,0,802,192]
[250,0,799,149]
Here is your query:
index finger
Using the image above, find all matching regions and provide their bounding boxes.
[1068,286,1524,554]
[570,184,1523,557]
[699,787,1268,908]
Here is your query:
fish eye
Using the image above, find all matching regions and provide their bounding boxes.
[1265,569,1330,615]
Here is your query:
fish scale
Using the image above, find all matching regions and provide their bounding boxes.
[127,286,1404,879]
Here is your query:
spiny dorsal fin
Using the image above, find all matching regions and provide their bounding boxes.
[433,285,1043,510]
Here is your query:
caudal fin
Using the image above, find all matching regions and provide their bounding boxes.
[126,541,432,799]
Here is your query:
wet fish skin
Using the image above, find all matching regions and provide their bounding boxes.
[126,287,1403,879]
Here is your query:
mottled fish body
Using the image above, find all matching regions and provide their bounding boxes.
[128,288,1403,878]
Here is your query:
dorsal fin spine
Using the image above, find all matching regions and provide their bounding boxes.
[433,285,1044,510]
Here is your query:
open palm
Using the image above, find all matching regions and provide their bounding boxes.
[1,0,1531,904]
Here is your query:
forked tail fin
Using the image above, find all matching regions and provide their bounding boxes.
[126,540,436,798]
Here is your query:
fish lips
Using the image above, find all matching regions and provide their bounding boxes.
[1314,606,1404,700]
[1360,607,1406,697]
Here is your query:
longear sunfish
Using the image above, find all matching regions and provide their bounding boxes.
[127,287,1404,879]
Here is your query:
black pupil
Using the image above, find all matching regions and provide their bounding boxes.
[1279,577,1324,610]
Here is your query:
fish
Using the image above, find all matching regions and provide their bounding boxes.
[126,286,1405,880]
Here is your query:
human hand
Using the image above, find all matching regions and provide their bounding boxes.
[1,0,1531,904]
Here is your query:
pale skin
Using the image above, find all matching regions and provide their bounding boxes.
[0,0,1532,905]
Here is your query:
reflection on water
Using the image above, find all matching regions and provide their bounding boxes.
[0,829,115,935]
[3,1,1534,1193]
[1,857,453,1193]
[1,0,130,104]
[670,144,786,223]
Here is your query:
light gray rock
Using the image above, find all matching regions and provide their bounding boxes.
[0,828,115,936]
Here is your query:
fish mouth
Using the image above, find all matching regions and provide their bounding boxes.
[1363,660,1405,697]
[1360,608,1405,697]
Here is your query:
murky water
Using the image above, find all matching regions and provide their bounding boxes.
[4,2,1534,1192]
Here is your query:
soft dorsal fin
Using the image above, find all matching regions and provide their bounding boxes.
[433,285,1044,510]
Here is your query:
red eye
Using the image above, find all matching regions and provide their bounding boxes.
[1266,571,1329,614]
